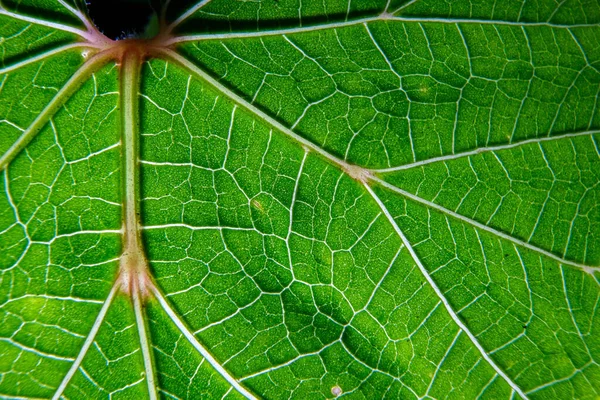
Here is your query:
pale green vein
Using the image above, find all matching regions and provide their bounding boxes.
[372,130,600,173]
[363,183,528,399]
[55,0,96,33]
[0,5,90,39]
[133,280,157,400]
[165,0,212,34]
[121,49,157,399]
[0,50,113,171]
[0,43,93,75]
[52,281,120,400]
[167,14,599,44]
[148,282,257,400]
[372,175,599,274]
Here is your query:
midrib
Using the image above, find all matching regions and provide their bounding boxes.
[119,50,158,400]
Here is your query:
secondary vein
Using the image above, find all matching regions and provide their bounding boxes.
[52,282,120,400]
[363,183,528,399]
[166,14,600,45]
[161,48,598,274]
[149,282,258,400]
[0,50,113,171]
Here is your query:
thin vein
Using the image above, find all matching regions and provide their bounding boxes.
[167,15,599,44]
[363,183,528,399]
[373,130,600,173]
[425,330,462,396]
[52,282,119,400]
[0,51,113,171]
[372,176,598,274]
[149,283,257,400]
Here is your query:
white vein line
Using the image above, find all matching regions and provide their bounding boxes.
[425,330,462,396]
[0,43,89,75]
[142,223,255,232]
[53,229,123,238]
[0,51,113,170]
[371,176,596,273]
[0,338,74,361]
[391,16,599,28]
[240,345,334,381]
[159,49,356,174]
[133,283,157,400]
[149,284,257,400]
[167,16,380,43]
[560,265,593,359]
[68,142,121,164]
[287,149,308,277]
[167,15,599,44]
[2,294,104,305]
[52,281,119,400]
[162,48,600,272]
[373,130,600,172]
[221,387,233,400]
[363,183,528,399]
[55,0,95,32]
[525,361,593,395]
[0,7,89,39]
[167,0,212,32]
[391,0,419,14]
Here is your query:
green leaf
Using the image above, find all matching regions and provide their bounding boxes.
[1,1,599,399]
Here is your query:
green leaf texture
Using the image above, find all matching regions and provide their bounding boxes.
[1,1,599,399]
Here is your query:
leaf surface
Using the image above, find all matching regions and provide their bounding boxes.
[0,1,599,399]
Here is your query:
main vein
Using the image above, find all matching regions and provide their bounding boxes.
[120,50,158,399]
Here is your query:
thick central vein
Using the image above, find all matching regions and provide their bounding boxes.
[120,51,150,289]
[121,52,143,265]
[120,51,157,400]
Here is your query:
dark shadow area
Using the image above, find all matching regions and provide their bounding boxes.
[86,0,162,40]
[173,6,384,35]
[176,10,380,34]
[2,0,84,27]
[86,0,385,37]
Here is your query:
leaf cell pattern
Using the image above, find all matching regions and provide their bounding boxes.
[0,1,599,400]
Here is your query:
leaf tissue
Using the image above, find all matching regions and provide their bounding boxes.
[0,0,599,399]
